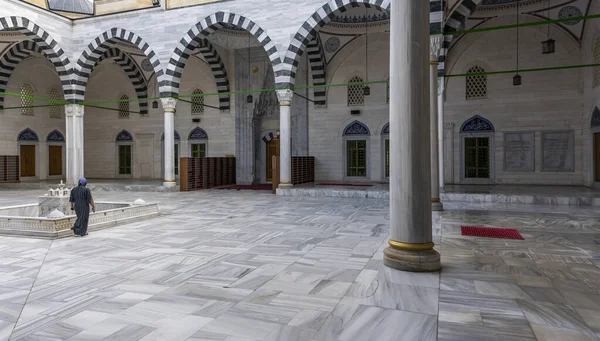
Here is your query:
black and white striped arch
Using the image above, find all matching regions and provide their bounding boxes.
[307,36,327,107]
[195,39,230,111]
[277,0,444,89]
[440,0,483,77]
[0,16,71,102]
[97,48,149,115]
[0,40,44,109]
[73,27,164,104]
[165,11,280,99]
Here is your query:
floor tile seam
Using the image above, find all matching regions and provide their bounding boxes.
[8,239,54,341]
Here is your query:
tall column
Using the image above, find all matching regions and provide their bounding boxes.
[277,89,293,187]
[430,36,444,211]
[438,81,445,191]
[65,104,84,186]
[161,98,177,187]
[384,0,441,272]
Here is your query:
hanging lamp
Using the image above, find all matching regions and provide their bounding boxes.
[246,33,253,104]
[152,75,159,108]
[513,0,522,86]
[542,0,555,54]
[363,7,370,96]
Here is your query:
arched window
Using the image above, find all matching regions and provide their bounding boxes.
[192,89,204,114]
[460,115,495,180]
[21,83,34,116]
[466,66,487,100]
[119,95,129,119]
[344,121,370,177]
[189,127,208,158]
[116,130,133,176]
[48,88,61,118]
[347,76,365,106]
[594,40,600,88]
[382,123,390,178]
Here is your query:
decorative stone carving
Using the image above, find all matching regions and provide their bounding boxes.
[344,121,370,136]
[46,130,65,142]
[430,35,443,62]
[160,98,177,112]
[591,107,600,128]
[276,89,293,106]
[324,37,341,53]
[382,123,390,135]
[65,104,84,117]
[17,128,38,141]
[189,127,208,140]
[541,131,575,172]
[504,132,535,172]
[460,115,495,133]
[558,6,583,26]
[116,130,134,142]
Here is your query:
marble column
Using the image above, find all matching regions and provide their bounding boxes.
[277,89,293,187]
[384,0,441,272]
[438,80,445,192]
[161,98,177,187]
[430,36,444,211]
[65,104,84,186]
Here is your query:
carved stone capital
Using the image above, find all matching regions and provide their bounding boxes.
[276,89,294,107]
[430,35,443,62]
[160,98,177,113]
[65,104,84,117]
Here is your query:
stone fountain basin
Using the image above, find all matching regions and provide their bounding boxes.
[0,201,160,239]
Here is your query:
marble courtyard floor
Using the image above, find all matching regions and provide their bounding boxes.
[0,190,599,341]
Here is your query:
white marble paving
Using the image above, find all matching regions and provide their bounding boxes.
[0,189,598,340]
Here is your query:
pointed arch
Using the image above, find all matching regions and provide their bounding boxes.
[46,129,65,142]
[0,40,44,109]
[307,36,327,107]
[74,28,165,103]
[195,39,230,111]
[0,17,71,101]
[278,0,443,88]
[189,127,208,141]
[17,128,38,141]
[97,48,149,115]
[381,123,389,135]
[115,129,134,142]
[161,131,181,141]
[460,115,495,133]
[261,130,279,143]
[344,120,370,136]
[165,11,281,98]
[592,106,600,128]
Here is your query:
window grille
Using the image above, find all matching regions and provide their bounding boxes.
[347,76,365,106]
[48,88,61,118]
[594,40,600,88]
[192,89,204,114]
[174,145,179,176]
[385,138,390,178]
[119,95,129,119]
[347,140,367,177]
[466,66,487,99]
[191,143,206,158]
[21,84,34,116]
[464,137,490,178]
[118,144,132,175]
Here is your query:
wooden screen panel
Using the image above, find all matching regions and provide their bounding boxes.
[20,145,36,177]
[266,138,279,182]
[49,145,62,176]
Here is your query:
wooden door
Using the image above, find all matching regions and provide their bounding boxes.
[266,138,280,182]
[595,133,600,182]
[20,145,36,177]
[48,146,62,176]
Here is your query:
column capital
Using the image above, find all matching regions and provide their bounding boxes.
[430,35,443,62]
[276,89,293,107]
[65,103,84,117]
[160,98,177,113]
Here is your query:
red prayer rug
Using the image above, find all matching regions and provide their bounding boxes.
[460,226,524,240]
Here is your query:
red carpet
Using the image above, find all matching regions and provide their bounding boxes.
[216,184,272,191]
[317,183,373,187]
[460,226,524,240]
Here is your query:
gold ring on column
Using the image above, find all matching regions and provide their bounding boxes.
[388,240,435,252]
[430,61,440,66]
[432,198,440,202]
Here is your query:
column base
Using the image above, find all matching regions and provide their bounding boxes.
[278,182,293,188]
[383,244,441,272]
[431,201,444,211]
[163,181,177,188]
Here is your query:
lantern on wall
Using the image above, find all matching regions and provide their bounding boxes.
[541,0,555,54]
[513,0,522,86]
